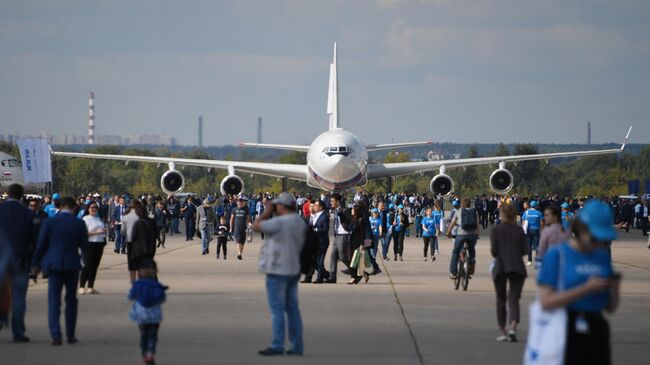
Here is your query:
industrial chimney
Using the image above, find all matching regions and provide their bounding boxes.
[88,91,95,145]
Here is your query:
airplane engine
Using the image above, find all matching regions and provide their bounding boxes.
[160,169,185,195]
[430,174,454,197]
[489,169,514,194]
[220,175,244,196]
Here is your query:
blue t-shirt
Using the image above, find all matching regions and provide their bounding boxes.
[523,209,543,230]
[561,211,574,230]
[421,216,437,237]
[538,243,613,313]
[369,217,381,236]
[393,215,403,232]
[432,210,443,228]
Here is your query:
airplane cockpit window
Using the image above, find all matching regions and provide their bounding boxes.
[323,146,351,157]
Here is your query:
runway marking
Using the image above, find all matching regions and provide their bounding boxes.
[28,242,197,288]
[378,254,425,365]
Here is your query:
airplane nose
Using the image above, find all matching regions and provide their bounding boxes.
[316,154,358,181]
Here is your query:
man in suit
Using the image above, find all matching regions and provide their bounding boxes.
[327,193,351,284]
[0,184,34,343]
[112,196,126,253]
[310,200,330,284]
[31,197,87,346]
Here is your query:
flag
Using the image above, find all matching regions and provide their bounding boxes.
[16,138,52,184]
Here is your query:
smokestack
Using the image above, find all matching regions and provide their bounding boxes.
[257,117,262,144]
[88,91,95,145]
[587,121,591,145]
[198,116,203,147]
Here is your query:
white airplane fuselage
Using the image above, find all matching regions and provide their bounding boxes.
[306,129,368,191]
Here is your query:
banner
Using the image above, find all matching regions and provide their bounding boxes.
[627,180,640,195]
[16,138,52,184]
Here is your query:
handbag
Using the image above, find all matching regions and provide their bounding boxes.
[523,246,567,365]
[350,248,362,269]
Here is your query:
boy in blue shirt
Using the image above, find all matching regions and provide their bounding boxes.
[128,261,168,365]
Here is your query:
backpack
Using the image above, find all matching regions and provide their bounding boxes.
[461,208,478,231]
[300,224,319,275]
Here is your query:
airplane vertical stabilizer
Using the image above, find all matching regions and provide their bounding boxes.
[327,43,339,130]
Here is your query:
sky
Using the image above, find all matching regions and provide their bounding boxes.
[0,0,648,146]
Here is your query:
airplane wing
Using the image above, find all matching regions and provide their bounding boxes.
[366,141,433,151]
[239,143,310,152]
[367,127,632,180]
[52,151,308,181]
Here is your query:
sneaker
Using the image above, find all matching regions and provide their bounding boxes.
[496,334,509,342]
[258,347,284,356]
[449,273,458,280]
[78,288,86,295]
[435,250,440,255]
[526,261,532,266]
[431,256,436,262]
[143,354,155,365]
[286,350,303,356]
[507,330,518,343]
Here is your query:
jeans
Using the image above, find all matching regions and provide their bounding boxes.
[415,216,423,237]
[185,218,195,240]
[422,235,438,257]
[114,225,124,251]
[526,229,540,262]
[171,217,180,234]
[392,230,405,256]
[265,274,303,353]
[11,269,29,340]
[370,235,379,258]
[47,271,79,340]
[157,224,166,246]
[201,226,212,252]
[380,234,391,259]
[139,323,159,356]
[449,235,477,275]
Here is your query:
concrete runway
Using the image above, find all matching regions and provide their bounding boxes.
[2,227,649,365]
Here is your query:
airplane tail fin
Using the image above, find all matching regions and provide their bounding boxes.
[327,43,339,130]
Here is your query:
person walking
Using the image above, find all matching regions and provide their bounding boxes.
[215,216,229,260]
[230,196,251,260]
[327,193,351,284]
[130,206,158,275]
[0,184,34,343]
[196,197,216,255]
[128,260,167,365]
[347,202,373,285]
[378,202,391,260]
[154,201,166,248]
[252,193,307,356]
[391,205,409,261]
[490,204,528,343]
[421,208,438,262]
[79,202,106,295]
[536,200,621,365]
[31,197,87,346]
[522,200,543,266]
[112,196,127,254]
[538,205,571,259]
[122,199,142,282]
[308,199,330,284]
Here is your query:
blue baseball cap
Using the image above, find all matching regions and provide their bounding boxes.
[577,201,617,241]
[452,200,460,207]
[52,193,61,200]
[561,202,570,209]
[529,200,538,208]
[371,208,379,213]
[389,204,395,209]
[397,204,404,209]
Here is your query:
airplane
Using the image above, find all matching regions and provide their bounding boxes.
[53,43,633,197]
[0,151,46,193]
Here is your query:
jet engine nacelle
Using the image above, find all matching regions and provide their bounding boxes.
[430,174,454,197]
[220,175,244,196]
[160,170,185,195]
[489,169,514,194]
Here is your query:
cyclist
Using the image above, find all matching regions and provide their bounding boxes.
[446,198,479,279]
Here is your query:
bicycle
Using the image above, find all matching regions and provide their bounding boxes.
[454,242,472,291]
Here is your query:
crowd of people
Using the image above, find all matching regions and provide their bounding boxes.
[0,184,645,364]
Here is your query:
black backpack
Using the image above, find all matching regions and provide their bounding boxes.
[300,224,319,275]
[461,208,478,231]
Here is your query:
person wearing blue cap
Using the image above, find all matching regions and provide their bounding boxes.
[44,193,61,218]
[561,202,574,230]
[391,205,409,261]
[522,200,543,266]
[536,200,621,365]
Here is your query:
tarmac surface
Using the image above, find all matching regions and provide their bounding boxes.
[2,226,649,365]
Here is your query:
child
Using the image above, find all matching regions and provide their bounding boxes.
[216,216,229,260]
[128,260,168,365]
